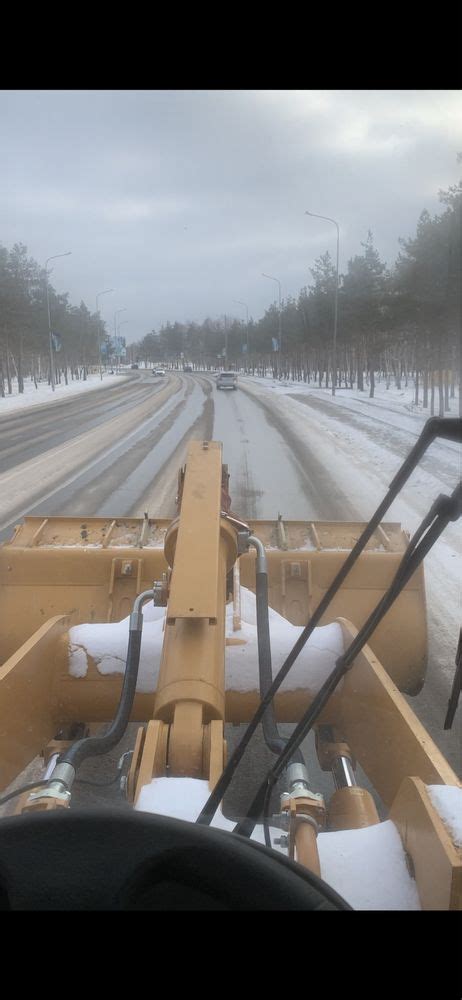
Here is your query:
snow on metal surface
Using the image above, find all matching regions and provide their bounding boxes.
[426,784,462,847]
[68,587,344,696]
[135,775,421,910]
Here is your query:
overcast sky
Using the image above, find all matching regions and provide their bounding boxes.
[1,89,461,344]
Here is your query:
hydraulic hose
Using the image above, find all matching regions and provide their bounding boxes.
[249,535,304,846]
[51,589,154,791]
[249,535,303,764]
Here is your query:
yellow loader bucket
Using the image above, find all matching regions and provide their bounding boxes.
[0,513,426,694]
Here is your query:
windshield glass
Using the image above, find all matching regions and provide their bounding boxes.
[0,90,460,912]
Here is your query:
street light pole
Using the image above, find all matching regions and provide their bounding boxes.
[261,273,282,371]
[233,299,250,364]
[96,288,114,380]
[305,211,339,396]
[117,319,129,372]
[114,308,127,372]
[45,252,72,391]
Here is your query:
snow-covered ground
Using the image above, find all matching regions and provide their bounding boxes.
[243,371,460,438]
[0,371,125,413]
[240,373,461,687]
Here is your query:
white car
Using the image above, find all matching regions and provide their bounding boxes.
[153,369,166,376]
[216,371,238,390]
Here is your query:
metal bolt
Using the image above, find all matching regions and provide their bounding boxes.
[153,579,168,606]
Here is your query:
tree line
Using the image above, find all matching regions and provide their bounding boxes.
[0,244,110,396]
[134,170,460,416]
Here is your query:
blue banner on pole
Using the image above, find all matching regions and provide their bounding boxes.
[272,337,279,351]
[51,333,62,352]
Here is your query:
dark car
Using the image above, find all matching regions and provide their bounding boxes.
[184,364,193,372]
[130,363,139,369]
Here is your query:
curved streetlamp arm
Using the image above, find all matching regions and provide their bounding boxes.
[305,210,339,233]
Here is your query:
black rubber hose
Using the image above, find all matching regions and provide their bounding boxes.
[0,781,49,807]
[59,627,143,772]
[255,568,303,764]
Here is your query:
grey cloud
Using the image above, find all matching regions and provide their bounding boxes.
[1,90,460,340]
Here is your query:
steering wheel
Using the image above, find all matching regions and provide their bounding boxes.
[0,808,350,910]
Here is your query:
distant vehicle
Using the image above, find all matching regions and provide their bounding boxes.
[216,371,238,390]
[130,363,139,369]
[184,364,193,372]
[154,369,166,376]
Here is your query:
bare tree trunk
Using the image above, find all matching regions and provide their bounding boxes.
[5,331,12,394]
[357,344,364,391]
[414,368,419,406]
[369,361,375,398]
[430,370,435,416]
[438,366,444,417]
[423,365,428,408]
[18,333,24,394]
[458,334,462,417]
[9,351,18,380]
[444,368,450,411]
